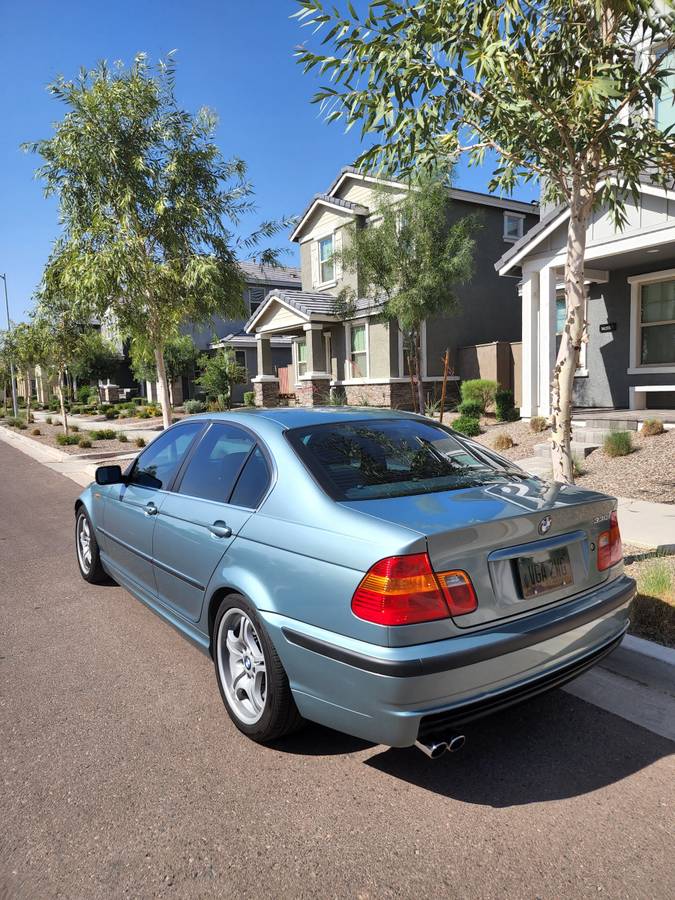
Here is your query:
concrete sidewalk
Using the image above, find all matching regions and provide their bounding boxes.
[517,454,675,552]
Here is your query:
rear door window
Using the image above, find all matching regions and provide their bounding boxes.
[286,418,522,501]
[177,423,256,503]
[229,446,271,509]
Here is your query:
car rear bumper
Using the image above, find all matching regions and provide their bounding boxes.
[262,573,635,747]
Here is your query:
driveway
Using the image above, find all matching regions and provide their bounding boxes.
[0,440,673,899]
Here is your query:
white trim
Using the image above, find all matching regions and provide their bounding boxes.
[302,322,324,332]
[503,211,525,242]
[628,268,675,373]
[290,197,366,242]
[245,293,308,333]
[298,372,331,381]
[251,375,279,384]
[330,376,459,386]
[344,320,370,380]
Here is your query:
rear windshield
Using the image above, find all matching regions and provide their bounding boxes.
[286,418,523,501]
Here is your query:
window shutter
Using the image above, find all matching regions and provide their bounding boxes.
[333,229,343,281]
[310,241,319,288]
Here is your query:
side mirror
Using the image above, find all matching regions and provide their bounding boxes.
[95,464,124,486]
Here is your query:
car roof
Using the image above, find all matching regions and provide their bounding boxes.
[190,406,424,430]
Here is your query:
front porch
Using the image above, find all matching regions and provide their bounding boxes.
[572,407,675,430]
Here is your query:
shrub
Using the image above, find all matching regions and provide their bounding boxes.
[457,400,483,419]
[452,415,481,437]
[529,416,548,433]
[460,379,498,413]
[105,409,118,420]
[604,431,633,457]
[48,398,59,411]
[6,416,24,427]
[184,399,207,415]
[31,427,41,436]
[18,422,27,430]
[71,424,79,433]
[572,453,586,477]
[45,416,52,424]
[135,437,146,448]
[52,419,61,427]
[492,433,514,451]
[56,433,80,445]
[93,428,117,440]
[78,438,92,449]
[70,404,82,415]
[641,418,665,436]
[117,432,128,442]
[495,389,518,422]
[243,392,256,408]
[77,385,93,404]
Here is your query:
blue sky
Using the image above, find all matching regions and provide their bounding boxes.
[0,0,538,324]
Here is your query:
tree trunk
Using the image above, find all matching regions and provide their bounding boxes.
[154,345,171,430]
[407,350,417,412]
[58,368,69,435]
[25,368,32,425]
[550,181,593,483]
[415,329,425,415]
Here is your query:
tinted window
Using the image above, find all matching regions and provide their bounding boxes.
[178,423,255,503]
[230,446,271,508]
[287,418,523,501]
[130,422,204,490]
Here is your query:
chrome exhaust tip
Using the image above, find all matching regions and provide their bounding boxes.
[415,733,466,759]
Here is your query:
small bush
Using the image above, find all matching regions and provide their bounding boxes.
[105,409,118,420]
[71,424,79,433]
[70,404,82,415]
[18,422,27,430]
[460,379,498,413]
[52,419,61,427]
[6,416,24,428]
[452,415,481,437]
[45,416,52,424]
[56,433,80,446]
[243,392,256,408]
[135,437,146,448]
[604,431,633,457]
[31,427,41,436]
[89,428,117,441]
[572,453,586,477]
[641,418,665,437]
[78,438,92,449]
[184,399,207,415]
[529,416,548,433]
[117,432,128,443]
[457,400,483,419]
[495,389,518,422]
[137,409,151,419]
[492,433,514,451]
[77,385,93,404]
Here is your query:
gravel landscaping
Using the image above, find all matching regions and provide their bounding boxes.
[1,419,139,457]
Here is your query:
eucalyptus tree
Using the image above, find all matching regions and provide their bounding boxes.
[295,0,675,482]
[335,178,477,412]
[130,333,199,406]
[69,330,122,393]
[12,319,50,425]
[26,54,290,430]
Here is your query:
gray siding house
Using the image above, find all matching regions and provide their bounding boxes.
[496,178,675,417]
[245,167,539,408]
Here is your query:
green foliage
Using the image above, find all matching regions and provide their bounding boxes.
[452,415,481,437]
[56,433,80,445]
[77,384,94,404]
[641,418,665,436]
[457,400,483,419]
[604,431,633,457]
[492,433,514,451]
[196,348,247,410]
[243,392,256,408]
[424,398,441,418]
[130,333,199,388]
[117,432,128,442]
[184,399,207,414]
[328,389,347,406]
[89,428,118,441]
[6,416,24,427]
[69,330,121,385]
[26,54,292,429]
[104,409,118,420]
[70,424,79,433]
[460,380,498,413]
[529,416,548,433]
[495,389,516,422]
[135,437,146,448]
[78,438,92,448]
[572,453,586,477]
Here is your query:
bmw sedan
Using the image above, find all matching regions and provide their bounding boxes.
[75,408,635,757]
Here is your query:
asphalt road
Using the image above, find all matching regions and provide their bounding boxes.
[1,440,674,899]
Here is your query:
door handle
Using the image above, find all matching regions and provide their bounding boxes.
[144,502,158,516]
[208,520,232,538]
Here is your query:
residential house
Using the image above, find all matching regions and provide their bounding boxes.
[245,167,539,408]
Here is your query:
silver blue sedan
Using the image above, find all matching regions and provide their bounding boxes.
[75,408,634,757]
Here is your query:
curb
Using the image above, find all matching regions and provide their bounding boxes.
[621,633,675,666]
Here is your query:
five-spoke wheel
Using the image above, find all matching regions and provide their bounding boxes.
[75,507,108,584]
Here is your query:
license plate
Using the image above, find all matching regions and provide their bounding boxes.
[517,547,573,599]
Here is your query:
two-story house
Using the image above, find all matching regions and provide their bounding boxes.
[245,167,539,408]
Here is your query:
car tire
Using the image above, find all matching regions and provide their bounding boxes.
[213,594,303,743]
[75,507,108,584]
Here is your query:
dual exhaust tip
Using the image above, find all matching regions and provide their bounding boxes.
[415,733,466,759]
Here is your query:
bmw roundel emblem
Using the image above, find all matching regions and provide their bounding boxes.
[538,515,552,535]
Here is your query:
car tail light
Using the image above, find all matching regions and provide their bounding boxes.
[597,510,622,571]
[351,553,477,625]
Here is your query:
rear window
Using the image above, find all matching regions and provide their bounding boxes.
[286,418,521,501]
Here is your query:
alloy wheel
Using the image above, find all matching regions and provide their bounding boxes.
[77,514,92,574]
[217,608,267,725]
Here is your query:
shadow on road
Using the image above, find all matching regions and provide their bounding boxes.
[364,690,674,807]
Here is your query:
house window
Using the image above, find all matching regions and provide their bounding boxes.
[247,287,266,315]
[296,339,308,378]
[349,323,368,378]
[503,212,524,242]
[319,236,334,284]
[639,278,675,366]
[234,350,247,370]
[555,294,587,372]
[655,49,675,132]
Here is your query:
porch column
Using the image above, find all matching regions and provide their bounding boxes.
[520,266,539,418]
[252,335,279,407]
[297,323,330,407]
[537,265,557,418]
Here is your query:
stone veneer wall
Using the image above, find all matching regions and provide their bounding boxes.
[340,381,460,410]
[296,379,332,407]
[253,381,280,407]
